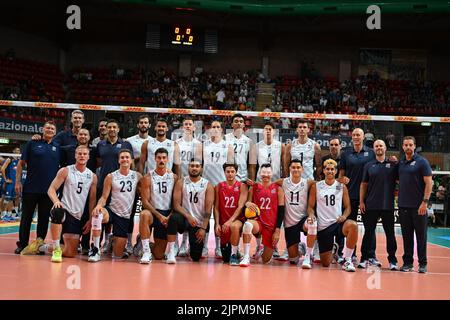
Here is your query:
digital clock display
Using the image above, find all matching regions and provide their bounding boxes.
[171,26,194,46]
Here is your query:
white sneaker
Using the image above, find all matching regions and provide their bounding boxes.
[178,243,188,257]
[276,249,289,261]
[301,254,312,269]
[139,251,152,264]
[239,255,251,267]
[166,250,177,264]
[358,260,368,269]
[202,247,208,258]
[342,259,356,272]
[389,262,399,271]
[215,247,222,259]
[313,247,321,263]
[88,246,101,263]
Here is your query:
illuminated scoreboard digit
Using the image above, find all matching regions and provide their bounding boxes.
[171,26,194,46]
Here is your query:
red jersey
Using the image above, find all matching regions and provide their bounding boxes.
[217,180,243,224]
[252,183,279,229]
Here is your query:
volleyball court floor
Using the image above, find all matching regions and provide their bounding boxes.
[0,220,449,300]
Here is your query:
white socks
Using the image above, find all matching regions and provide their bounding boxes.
[306,246,313,256]
[53,239,60,249]
[142,239,150,253]
[244,243,250,257]
[93,236,100,249]
[231,245,238,255]
[343,246,354,260]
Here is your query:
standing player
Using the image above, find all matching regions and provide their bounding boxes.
[174,117,202,257]
[203,120,234,259]
[140,118,180,175]
[284,120,322,180]
[165,159,214,264]
[91,149,142,261]
[274,159,316,268]
[214,163,248,265]
[45,146,100,262]
[91,118,108,148]
[225,113,256,183]
[138,147,177,263]
[1,147,21,221]
[53,110,85,147]
[307,159,358,272]
[240,164,285,266]
[127,114,152,167]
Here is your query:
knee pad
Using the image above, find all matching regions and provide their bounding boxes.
[50,207,66,224]
[242,221,253,235]
[91,214,103,231]
[307,220,317,236]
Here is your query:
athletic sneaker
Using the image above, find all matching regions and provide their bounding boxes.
[88,245,101,262]
[276,249,289,261]
[21,237,44,255]
[229,254,239,266]
[298,242,306,257]
[401,264,414,272]
[418,265,427,274]
[272,247,280,258]
[239,255,251,267]
[342,259,356,272]
[368,258,382,267]
[139,251,152,264]
[301,254,312,269]
[357,260,368,269]
[215,247,222,259]
[125,242,133,256]
[51,247,62,263]
[337,256,345,264]
[201,247,208,258]
[166,250,177,264]
[313,247,321,263]
[133,234,143,257]
[101,234,113,255]
[389,262,399,271]
[252,245,264,260]
[178,242,188,257]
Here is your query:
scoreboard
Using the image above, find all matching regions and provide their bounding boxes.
[146,24,218,53]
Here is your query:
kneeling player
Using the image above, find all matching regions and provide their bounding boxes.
[91,149,142,262]
[138,148,177,264]
[45,146,100,262]
[307,159,358,272]
[240,164,285,267]
[165,159,214,263]
[214,163,248,265]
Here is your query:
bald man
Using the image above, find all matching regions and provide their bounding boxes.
[338,128,375,261]
[359,140,398,270]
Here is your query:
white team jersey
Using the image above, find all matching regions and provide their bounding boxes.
[127,134,151,159]
[176,137,201,177]
[282,177,309,228]
[256,140,282,182]
[225,132,251,182]
[291,138,316,180]
[202,138,228,186]
[108,170,139,218]
[316,180,343,231]
[182,177,209,227]
[150,170,175,211]
[147,137,175,172]
[61,165,94,220]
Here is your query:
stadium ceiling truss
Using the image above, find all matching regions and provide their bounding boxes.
[114,0,450,15]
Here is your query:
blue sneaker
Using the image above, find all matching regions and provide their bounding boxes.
[229,254,239,266]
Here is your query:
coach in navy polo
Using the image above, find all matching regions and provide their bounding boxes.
[338,128,375,259]
[95,119,134,195]
[14,121,60,254]
[53,110,85,147]
[398,136,433,274]
[360,140,398,270]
